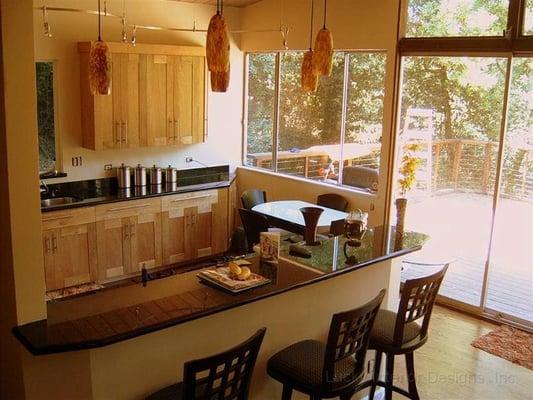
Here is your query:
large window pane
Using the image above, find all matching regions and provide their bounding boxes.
[525,0,533,35]
[487,57,533,322]
[36,61,56,172]
[406,0,508,37]
[342,53,386,192]
[277,52,344,182]
[398,56,507,308]
[246,53,276,169]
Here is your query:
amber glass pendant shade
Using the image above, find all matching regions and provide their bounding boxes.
[313,27,333,76]
[301,50,318,92]
[206,13,230,73]
[89,40,111,95]
[211,67,230,93]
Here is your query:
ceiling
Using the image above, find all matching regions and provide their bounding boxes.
[169,0,263,8]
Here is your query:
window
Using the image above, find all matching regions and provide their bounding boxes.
[36,61,57,172]
[526,0,533,35]
[245,51,387,193]
[406,0,509,38]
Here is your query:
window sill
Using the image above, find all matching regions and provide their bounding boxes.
[237,166,378,199]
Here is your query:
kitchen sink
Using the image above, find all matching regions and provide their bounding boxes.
[41,197,80,207]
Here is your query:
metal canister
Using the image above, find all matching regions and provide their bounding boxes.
[133,164,147,187]
[117,164,131,189]
[165,165,177,183]
[149,165,162,185]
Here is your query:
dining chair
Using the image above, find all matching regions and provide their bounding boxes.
[316,193,349,212]
[239,208,270,252]
[367,265,448,400]
[241,189,267,210]
[145,328,267,400]
[267,290,386,400]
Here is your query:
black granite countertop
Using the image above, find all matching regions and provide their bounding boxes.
[41,166,234,213]
[13,226,428,355]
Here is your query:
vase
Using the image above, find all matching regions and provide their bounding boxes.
[300,207,324,246]
[394,197,408,251]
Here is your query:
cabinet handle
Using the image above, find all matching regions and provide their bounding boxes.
[122,121,127,144]
[115,121,121,145]
[130,223,136,238]
[168,118,173,142]
[124,224,130,239]
[107,203,151,212]
[42,214,72,222]
[170,194,212,203]
[52,234,58,253]
[45,236,51,253]
[174,119,178,140]
[192,214,196,226]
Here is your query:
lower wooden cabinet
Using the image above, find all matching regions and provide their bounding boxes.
[161,188,229,265]
[41,185,235,291]
[95,198,162,282]
[41,208,97,291]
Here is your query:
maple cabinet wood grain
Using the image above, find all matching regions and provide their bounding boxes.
[79,42,205,151]
[41,208,97,291]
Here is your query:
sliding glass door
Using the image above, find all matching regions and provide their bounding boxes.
[485,57,533,325]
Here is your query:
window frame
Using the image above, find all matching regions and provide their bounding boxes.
[242,49,388,195]
[35,59,62,174]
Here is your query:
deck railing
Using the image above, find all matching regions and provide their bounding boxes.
[246,139,533,201]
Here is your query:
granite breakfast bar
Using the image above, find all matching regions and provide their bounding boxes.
[13,228,426,399]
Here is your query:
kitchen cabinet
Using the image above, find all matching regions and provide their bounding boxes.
[41,207,97,291]
[79,42,206,151]
[95,198,162,282]
[161,188,228,265]
[79,51,139,150]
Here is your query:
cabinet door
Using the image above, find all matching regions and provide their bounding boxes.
[113,53,140,149]
[161,207,186,265]
[191,56,206,144]
[54,224,97,288]
[96,217,130,282]
[140,54,169,147]
[42,230,59,291]
[176,56,194,145]
[130,213,162,272]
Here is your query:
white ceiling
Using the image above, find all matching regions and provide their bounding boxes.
[168,0,263,8]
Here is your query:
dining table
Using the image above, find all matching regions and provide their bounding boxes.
[251,200,349,235]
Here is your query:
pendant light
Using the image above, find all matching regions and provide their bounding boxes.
[211,68,230,93]
[313,0,333,76]
[301,0,318,92]
[206,0,230,74]
[89,0,111,95]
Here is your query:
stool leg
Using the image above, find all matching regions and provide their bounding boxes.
[405,352,420,400]
[369,351,382,400]
[281,384,293,400]
[384,353,394,400]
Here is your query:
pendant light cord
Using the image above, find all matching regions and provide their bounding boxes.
[323,0,327,29]
[309,0,314,50]
[97,0,102,41]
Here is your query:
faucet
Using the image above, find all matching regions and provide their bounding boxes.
[40,180,49,196]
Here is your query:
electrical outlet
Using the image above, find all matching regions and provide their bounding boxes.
[71,156,82,167]
[185,157,193,163]
[104,164,113,171]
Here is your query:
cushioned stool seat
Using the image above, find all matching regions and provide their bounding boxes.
[267,340,359,393]
[371,310,421,348]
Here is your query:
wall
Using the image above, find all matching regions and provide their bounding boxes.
[240,0,402,225]
[33,0,245,183]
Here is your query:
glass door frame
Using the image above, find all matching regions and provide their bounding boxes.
[389,0,533,331]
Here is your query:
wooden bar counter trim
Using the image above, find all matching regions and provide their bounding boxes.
[13,228,427,356]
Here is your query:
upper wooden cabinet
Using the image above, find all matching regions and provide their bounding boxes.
[78,42,206,151]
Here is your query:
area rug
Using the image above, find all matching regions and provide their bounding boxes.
[471,325,533,370]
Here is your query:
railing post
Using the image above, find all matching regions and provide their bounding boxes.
[481,142,493,194]
[304,155,309,178]
[452,140,463,190]
[432,142,442,192]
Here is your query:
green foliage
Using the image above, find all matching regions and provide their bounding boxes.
[398,144,422,197]
[36,62,56,172]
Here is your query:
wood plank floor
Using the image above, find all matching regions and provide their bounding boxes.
[367,305,533,400]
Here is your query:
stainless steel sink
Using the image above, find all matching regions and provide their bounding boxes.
[41,197,80,207]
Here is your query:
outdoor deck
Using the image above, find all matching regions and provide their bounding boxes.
[401,192,532,322]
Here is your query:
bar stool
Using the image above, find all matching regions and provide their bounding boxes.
[267,290,386,400]
[145,328,266,400]
[368,265,448,400]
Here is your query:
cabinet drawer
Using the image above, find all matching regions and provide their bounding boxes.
[95,198,161,221]
[161,190,218,213]
[41,207,96,230]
